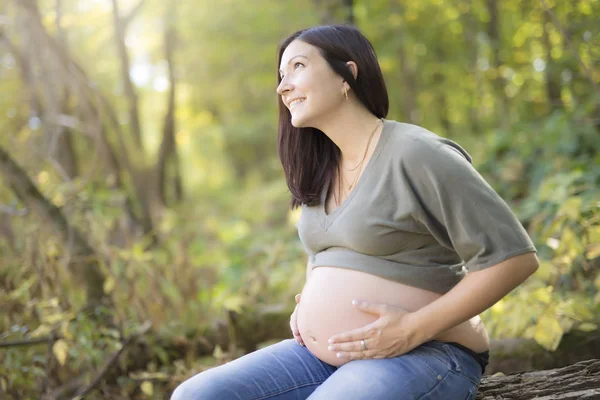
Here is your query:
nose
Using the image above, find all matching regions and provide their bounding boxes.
[276,76,292,96]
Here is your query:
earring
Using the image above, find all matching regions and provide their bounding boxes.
[344,87,348,100]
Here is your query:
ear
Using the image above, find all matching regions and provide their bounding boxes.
[345,61,359,81]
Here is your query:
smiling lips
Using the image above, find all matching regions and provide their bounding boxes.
[288,98,306,110]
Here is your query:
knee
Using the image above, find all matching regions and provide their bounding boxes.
[169,383,190,400]
[170,374,222,400]
[170,381,198,400]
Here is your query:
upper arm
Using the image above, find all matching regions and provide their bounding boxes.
[401,137,537,272]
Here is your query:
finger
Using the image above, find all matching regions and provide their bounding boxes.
[295,294,301,303]
[328,339,372,353]
[352,300,388,315]
[328,322,379,344]
[340,350,378,361]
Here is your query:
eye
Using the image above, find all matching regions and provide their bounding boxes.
[279,62,305,79]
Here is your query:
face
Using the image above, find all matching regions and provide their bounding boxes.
[277,40,346,128]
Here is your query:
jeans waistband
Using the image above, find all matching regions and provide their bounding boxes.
[442,341,489,375]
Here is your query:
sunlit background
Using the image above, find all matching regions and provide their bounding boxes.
[0,0,599,398]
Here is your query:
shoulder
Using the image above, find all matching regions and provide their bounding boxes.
[385,120,474,168]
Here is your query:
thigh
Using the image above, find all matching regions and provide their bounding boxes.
[307,341,481,400]
[170,339,337,400]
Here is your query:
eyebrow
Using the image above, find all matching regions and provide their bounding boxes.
[279,55,308,74]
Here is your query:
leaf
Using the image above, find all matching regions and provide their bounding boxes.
[8,276,36,301]
[531,286,553,305]
[213,344,223,360]
[30,324,52,338]
[140,381,153,396]
[60,321,73,341]
[586,243,600,259]
[578,322,598,332]
[53,339,69,366]
[103,276,116,294]
[535,261,555,281]
[223,294,245,313]
[534,313,563,351]
[557,196,583,220]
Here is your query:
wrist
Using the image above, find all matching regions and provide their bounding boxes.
[405,310,436,347]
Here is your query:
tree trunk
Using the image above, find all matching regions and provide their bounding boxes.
[0,145,106,307]
[53,0,79,179]
[156,2,183,207]
[433,45,451,135]
[111,0,144,153]
[54,91,79,179]
[392,3,420,125]
[542,8,564,112]
[486,0,510,130]
[462,0,482,135]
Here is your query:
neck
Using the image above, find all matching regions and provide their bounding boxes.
[313,107,383,165]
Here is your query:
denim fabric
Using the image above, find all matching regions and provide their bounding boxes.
[170,339,482,400]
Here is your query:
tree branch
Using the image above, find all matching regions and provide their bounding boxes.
[0,337,52,348]
[66,321,152,399]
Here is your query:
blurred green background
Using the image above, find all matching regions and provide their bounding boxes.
[0,0,599,398]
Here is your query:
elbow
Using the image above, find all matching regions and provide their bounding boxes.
[519,252,539,282]
[526,252,540,274]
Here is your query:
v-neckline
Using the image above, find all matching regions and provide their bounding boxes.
[320,118,391,229]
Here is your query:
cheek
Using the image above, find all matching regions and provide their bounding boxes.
[314,84,342,109]
[308,78,337,103]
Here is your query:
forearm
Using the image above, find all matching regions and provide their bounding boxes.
[409,252,539,344]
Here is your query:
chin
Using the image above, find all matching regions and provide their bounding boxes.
[290,116,307,128]
[290,114,315,129]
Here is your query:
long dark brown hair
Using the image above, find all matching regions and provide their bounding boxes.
[276,25,389,209]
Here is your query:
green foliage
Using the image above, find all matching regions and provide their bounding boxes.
[0,0,598,398]
[477,109,600,351]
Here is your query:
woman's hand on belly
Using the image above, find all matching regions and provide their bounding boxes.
[290,294,305,346]
[325,300,416,361]
[296,266,489,366]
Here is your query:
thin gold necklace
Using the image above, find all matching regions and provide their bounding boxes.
[342,118,383,172]
[333,118,383,207]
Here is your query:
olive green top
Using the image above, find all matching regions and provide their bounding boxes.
[296,119,536,293]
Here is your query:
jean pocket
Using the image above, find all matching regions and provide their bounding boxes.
[419,342,453,369]
[407,345,452,382]
[441,345,481,386]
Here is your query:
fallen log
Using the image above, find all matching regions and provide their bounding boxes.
[477,358,600,399]
[487,331,600,375]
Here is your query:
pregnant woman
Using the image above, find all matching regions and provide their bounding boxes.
[171,24,538,400]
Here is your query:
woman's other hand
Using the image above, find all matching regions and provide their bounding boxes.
[290,294,305,346]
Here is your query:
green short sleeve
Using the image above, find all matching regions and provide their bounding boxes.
[401,136,537,272]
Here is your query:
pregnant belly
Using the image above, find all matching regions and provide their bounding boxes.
[295,266,489,367]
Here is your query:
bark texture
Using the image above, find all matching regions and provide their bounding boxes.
[478,358,600,399]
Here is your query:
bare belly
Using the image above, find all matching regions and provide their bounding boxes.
[296,266,490,367]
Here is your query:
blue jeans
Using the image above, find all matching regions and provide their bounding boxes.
[170,339,482,399]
